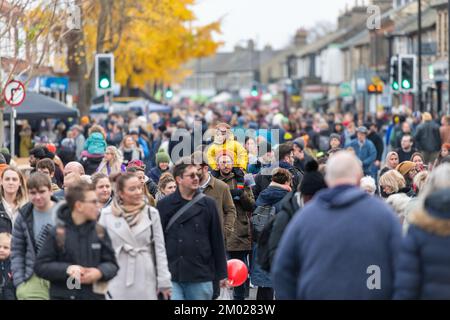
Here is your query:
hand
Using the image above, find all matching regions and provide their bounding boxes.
[220,279,229,288]
[80,268,103,284]
[66,265,84,278]
[157,288,172,300]
[230,189,244,198]
[374,160,381,168]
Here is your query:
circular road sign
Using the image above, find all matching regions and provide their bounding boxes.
[3,80,26,107]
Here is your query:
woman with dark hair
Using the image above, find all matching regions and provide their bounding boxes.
[99,173,172,300]
[432,143,450,170]
[92,173,113,209]
[410,152,426,172]
[251,168,292,301]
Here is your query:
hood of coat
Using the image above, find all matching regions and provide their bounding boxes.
[55,201,95,232]
[279,191,301,216]
[315,185,368,209]
[256,185,289,207]
[409,189,450,236]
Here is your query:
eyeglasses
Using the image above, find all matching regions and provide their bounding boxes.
[183,173,202,180]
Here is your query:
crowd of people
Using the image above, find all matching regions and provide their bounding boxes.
[0,101,449,300]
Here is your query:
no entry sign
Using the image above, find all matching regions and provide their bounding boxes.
[3,80,26,107]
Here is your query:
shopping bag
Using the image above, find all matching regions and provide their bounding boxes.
[216,287,233,300]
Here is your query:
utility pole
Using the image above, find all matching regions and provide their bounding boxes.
[418,0,424,112]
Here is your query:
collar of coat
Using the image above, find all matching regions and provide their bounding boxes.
[409,209,450,237]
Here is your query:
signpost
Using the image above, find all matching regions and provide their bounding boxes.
[3,80,26,157]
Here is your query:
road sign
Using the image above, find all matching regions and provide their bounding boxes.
[3,80,26,106]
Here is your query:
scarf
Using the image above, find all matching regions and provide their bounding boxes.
[111,197,146,228]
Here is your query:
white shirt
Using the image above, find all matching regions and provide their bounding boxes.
[2,198,19,226]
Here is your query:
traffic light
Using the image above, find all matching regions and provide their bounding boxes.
[165,87,173,100]
[251,85,258,97]
[95,53,114,91]
[399,55,416,92]
[367,83,383,94]
[390,56,399,91]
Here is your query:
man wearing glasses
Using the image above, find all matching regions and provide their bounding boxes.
[157,157,228,300]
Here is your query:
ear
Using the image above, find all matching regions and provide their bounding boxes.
[175,176,182,185]
[74,200,83,212]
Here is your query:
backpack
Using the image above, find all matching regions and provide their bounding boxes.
[256,214,277,272]
[251,205,276,241]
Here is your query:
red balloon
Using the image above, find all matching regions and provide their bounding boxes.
[227,259,248,287]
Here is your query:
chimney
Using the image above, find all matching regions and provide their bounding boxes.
[294,28,308,48]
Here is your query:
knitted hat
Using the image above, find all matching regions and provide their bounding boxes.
[215,149,234,164]
[155,149,171,165]
[127,159,146,172]
[424,188,450,219]
[396,161,416,176]
[299,160,327,196]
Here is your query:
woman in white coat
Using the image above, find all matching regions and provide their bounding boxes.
[99,173,172,300]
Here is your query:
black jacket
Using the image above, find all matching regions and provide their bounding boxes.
[0,201,12,234]
[414,121,442,152]
[368,132,384,162]
[80,156,104,176]
[0,259,15,300]
[253,161,303,200]
[268,191,301,268]
[156,190,227,283]
[34,202,119,300]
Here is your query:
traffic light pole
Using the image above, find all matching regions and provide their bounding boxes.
[448,0,450,115]
[418,0,424,112]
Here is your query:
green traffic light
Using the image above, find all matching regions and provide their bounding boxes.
[165,90,173,99]
[402,79,411,89]
[99,78,110,89]
[392,82,399,91]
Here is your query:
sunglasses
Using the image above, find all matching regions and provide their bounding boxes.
[183,173,202,180]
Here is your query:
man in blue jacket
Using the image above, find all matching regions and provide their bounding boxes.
[346,126,377,177]
[271,151,402,300]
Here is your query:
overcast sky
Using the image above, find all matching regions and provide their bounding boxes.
[193,0,358,51]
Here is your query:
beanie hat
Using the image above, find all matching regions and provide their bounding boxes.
[396,161,416,176]
[215,149,234,164]
[299,160,327,196]
[127,159,146,172]
[156,149,171,165]
[424,188,450,220]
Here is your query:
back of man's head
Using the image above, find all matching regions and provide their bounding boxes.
[325,151,363,188]
[64,161,85,176]
[0,153,6,165]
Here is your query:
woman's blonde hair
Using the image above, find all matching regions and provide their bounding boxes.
[413,170,429,194]
[0,167,28,206]
[105,146,123,169]
[158,172,176,191]
[379,169,406,194]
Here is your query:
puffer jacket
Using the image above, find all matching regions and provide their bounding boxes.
[84,132,107,155]
[11,198,58,287]
[395,189,450,299]
[207,133,248,171]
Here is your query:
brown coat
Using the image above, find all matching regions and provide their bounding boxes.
[440,125,450,145]
[217,173,254,251]
[203,175,236,245]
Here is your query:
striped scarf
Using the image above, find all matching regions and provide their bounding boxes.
[111,197,146,228]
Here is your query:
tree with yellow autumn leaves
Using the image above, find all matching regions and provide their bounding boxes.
[68,0,221,116]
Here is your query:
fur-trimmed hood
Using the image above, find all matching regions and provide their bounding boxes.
[409,209,450,237]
